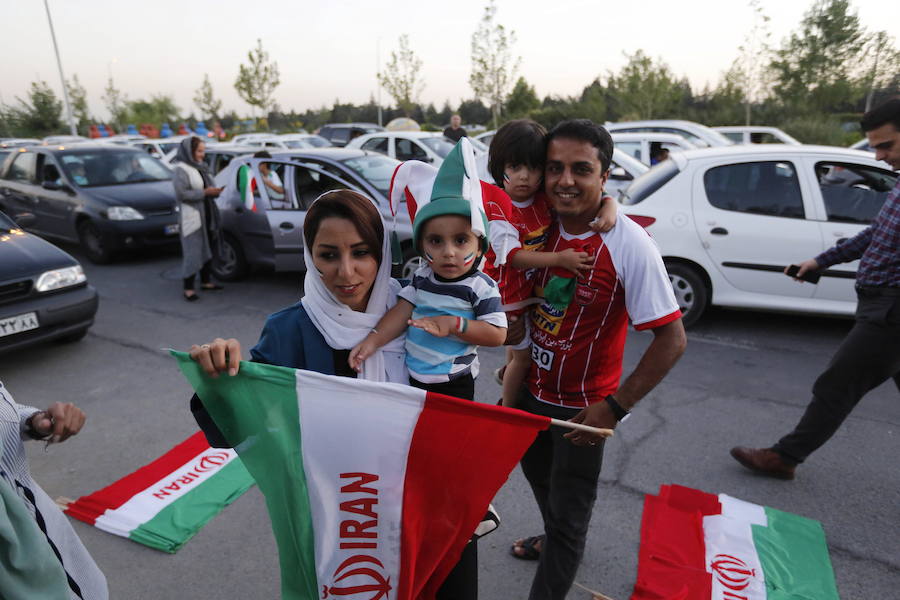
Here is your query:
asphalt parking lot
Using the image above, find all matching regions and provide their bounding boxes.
[3,245,898,599]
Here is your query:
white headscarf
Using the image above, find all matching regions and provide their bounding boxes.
[300,193,408,384]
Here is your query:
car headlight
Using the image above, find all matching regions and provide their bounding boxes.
[35,266,87,292]
[107,206,145,220]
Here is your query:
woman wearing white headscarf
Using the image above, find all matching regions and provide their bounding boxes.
[188,189,407,445]
[172,136,224,301]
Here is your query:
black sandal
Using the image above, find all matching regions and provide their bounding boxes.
[510,534,544,560]
[201,283,224,291]
[183,291,199,302]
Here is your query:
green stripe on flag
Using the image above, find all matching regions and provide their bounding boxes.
[173,351,318,600]
[753,507,840,600]
[128,458,254,553]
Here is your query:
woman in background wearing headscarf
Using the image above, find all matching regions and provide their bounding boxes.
[172,136,224,301]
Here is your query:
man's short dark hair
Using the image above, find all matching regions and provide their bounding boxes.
[546,119,614,172]
[488,119,547,186]
[860,97,900,132]
[253,150,273,159]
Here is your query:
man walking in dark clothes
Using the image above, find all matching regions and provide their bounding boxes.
[443,114,467,142]
[731,98,900,480]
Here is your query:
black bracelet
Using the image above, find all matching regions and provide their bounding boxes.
[24,411,52,440]
[604,395,630,422]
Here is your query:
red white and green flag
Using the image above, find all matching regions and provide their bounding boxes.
[632,484,839,600]
[172,351,549,600]
[64,431,254,553]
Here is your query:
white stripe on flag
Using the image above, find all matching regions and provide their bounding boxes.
[296,372,425,594]
[719,494,768,526]
[94,448,239,536]
[704,498,768,600]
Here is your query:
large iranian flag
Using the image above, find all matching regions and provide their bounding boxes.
[632,484,839,600]
[64,431,254,553]
[173,351,549,600]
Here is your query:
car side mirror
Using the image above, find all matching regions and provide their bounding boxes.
[13,212,36,227]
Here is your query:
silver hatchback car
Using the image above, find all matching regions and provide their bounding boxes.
[210,148,414,280]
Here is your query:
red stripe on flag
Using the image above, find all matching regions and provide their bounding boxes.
[65,431,211,524]
[631,486,720,600]
[396,393,549,600]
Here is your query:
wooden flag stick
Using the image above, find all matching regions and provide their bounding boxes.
[55,496,74,510]
[572,580,617,600]
[549,418,614,438]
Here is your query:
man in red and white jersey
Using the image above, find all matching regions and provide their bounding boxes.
[512,119,687,600]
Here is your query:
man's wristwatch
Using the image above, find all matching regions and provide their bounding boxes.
[604,395,630,422]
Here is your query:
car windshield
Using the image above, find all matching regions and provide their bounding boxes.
[59,150,172,187]
[0,210,16,230]
[620,160,680,205]
[342,154,401,196]
[420,137,456,158]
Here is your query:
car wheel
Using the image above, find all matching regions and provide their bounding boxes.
[56,327,89,344]
[665,263,708,328]
[212,234,248,281]
[400,246,423,280]
[77,220,114,264]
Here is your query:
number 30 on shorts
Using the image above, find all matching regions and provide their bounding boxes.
[531,344,555,371]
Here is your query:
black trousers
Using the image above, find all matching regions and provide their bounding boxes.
[183,261,212,290]
[774,288,900,464]
[518,389,605,600]
[412,373,478,600]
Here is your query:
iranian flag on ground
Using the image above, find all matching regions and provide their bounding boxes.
[173,351,549,600]
[64,431,254,553]
[632,484,839,600]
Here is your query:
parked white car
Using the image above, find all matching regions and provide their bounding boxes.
[849,138,873,153]
[244,134,332,150]
[130,137,194,160]
[347,131,460,166]
[619,145,896,326]
[611,132,697,166]
[474,130,496,147]
[606,119,734,148]
[713,126,801,145]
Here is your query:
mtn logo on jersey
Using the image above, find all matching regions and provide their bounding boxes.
[521,225,549,252]
[532,301,566,336]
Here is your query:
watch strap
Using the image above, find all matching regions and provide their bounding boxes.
[604,395,630,422]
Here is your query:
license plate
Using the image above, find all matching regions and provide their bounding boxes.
[0,312,39,338]
[164,223,180,235]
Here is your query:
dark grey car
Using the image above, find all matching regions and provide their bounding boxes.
[0,145,178,263]
[210,148,414,280]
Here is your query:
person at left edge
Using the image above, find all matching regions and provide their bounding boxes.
[172,136,225,302]
[0,380,108,600]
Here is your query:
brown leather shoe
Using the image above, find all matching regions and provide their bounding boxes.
[730,447,796,480]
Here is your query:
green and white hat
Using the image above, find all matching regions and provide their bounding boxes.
[389,138,489,255]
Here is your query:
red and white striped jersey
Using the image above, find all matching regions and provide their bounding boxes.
[527,215,681,408]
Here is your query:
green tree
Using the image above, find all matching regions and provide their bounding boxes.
[732,0,772,125]
[122,95,180,127]
[505,76,540,118]
[102,76,127,129]
[605,50,686,120]
[377,34,425,117]
[469,0,520,127]
[860,31,900,111]
[194,73,223,121]
[7,81,63,137]
[769,0,868,113]
[234,39,281,117]
[65,74,91,134]
[457,98,491,125]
